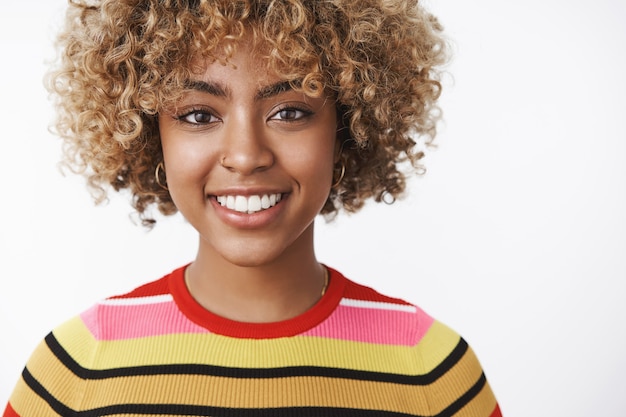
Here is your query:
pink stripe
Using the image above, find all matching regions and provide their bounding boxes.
[81,301,209,341]
[303,303,434,346]
[79,297,433,344]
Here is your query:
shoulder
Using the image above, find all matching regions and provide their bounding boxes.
[337,271,479,355]
[77,265,188,341]
[21,266,183,375]
[334,270,441,347]
[54,266,180,351]
[5,268,183,415]
[334,270,501,416]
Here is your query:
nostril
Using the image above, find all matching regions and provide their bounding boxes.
[219,151,274,175]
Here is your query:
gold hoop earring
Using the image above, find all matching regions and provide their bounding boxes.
[155,161,168,190]
[332,162,346,188]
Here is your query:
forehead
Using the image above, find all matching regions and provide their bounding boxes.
[188,42,285,94]
[162,27,326,108]
[193,33,284,73]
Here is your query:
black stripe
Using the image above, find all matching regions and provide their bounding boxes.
[20,367,432,417]
[435,372,488,417]
[22,364,486,417]
[81,404,423,417]
[46,333,468,385]
[21,367,77,417]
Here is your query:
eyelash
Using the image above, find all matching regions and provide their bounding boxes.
[173,105,313,126]
[174,107,217,126]
[270,105,313,122]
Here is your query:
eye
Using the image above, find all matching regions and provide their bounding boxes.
[270,106,312,121]
[176,109,219,125]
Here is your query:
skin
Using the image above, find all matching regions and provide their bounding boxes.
[158,42,339,323]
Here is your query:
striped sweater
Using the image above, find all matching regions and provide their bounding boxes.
[4,266,502,417]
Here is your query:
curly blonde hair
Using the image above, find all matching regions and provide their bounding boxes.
[49,0,448,226]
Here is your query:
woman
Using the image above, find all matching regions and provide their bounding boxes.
[4,0,502,416]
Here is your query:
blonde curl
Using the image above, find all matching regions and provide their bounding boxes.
[48,0,448,227]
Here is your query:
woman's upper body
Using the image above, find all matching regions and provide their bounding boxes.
[4,265,501,417]
[5,0,502,415]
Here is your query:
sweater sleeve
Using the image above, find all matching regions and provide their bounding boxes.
[443,338,502,417]
[415,319,502,417]
[3,316,92,417]
[4,337,68,416]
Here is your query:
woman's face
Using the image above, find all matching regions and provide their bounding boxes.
[158,43,338,267]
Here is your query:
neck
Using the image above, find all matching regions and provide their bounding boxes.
[186,230,326,323]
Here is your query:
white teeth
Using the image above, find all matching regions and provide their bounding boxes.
[216,193,282,213]
[248,195,262,212]
[261,195,270,209]
[226,195,235,209]
[234,196,247,212]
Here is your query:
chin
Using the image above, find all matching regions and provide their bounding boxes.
[220,252,283,268]
[197,222,315,269]
[212,240,291,268]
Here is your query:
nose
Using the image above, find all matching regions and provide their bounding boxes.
[219,116,274,175]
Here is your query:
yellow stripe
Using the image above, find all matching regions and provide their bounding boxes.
[422,344,490,414]
[455,380,499,417]
[35,369,480,415]
[55,317,460,375]
[74,375,431,413]
[9,376,61,417]
[20,320,495,416]
[52,316,97,368]
[19,338,81,412]
[413,320,463,370]
[23,342,490,416]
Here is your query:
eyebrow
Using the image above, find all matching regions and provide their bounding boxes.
[255,80,296,100]
[183,79,299,101]
[184,80,230,98]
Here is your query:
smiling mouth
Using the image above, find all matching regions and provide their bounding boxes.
[215,193,283,214]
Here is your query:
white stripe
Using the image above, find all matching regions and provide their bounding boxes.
[340,298,417,313]
[99,294,173,306]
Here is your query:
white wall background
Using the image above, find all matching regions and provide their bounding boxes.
[1,1,625,416]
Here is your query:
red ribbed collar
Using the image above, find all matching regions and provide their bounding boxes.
[169,265,347,339]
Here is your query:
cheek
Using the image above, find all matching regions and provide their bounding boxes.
[158,121,215,195]
[284,134,336,184]
[159,119,180,169]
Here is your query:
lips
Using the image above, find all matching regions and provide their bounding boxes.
[215,193,283,214]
